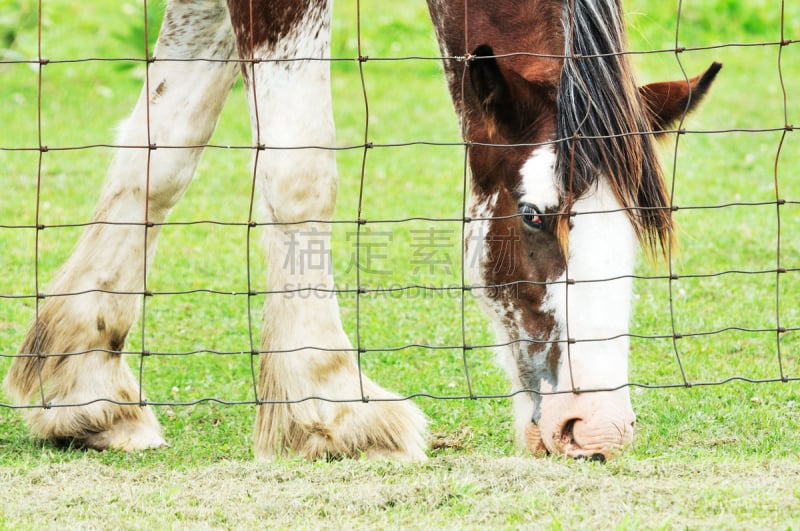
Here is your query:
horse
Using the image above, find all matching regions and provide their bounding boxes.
[4,0,719,461]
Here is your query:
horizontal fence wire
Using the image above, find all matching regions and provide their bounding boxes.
[0,0,796,414]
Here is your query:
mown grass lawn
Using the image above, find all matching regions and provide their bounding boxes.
[0,0,799,528]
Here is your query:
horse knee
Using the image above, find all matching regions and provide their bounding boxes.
[262,150,339,223]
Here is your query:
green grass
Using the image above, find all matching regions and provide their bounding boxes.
[1,457,798,529]
[1,0,800,527]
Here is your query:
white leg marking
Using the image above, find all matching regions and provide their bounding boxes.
[6,0,239,450]
[244,12,426,460]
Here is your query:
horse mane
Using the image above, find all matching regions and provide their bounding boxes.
[555,0,672,257]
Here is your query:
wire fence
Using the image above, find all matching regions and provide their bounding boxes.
[0,0,797,417]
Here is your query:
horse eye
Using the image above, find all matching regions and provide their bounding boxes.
[519,203,544,230]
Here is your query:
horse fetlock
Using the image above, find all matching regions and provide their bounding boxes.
[255,387,427,461]
[318,399,427,461]
[335,398,428,461]
[80,416,167,452]
[26,401,165,452]
[9,313,160,451]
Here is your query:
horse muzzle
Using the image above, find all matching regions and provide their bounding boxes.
[527,389,636,461]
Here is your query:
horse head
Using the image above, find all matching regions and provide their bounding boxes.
[430,0,721,459]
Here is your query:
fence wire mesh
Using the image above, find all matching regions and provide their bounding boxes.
[0,0,797,417]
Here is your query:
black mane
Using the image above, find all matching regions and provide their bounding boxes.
[556,0,671,254]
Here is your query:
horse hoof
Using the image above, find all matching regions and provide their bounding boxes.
[81,420,167,452]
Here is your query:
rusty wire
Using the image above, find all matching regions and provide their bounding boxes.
[0,1,796,414]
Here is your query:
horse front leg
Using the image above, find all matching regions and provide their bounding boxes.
[4,1,240,451]
[228,0,427,460]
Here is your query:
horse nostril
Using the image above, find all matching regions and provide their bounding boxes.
[560,418,580,446]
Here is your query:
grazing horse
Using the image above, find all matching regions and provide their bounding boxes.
[5,0,718,460]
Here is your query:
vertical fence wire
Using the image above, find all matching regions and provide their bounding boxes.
[354,0,369,401]
[666,0,691,387]
[459,0,476,400]
[138,0,152,409]
[245,0,265,407]
[773,0,790,382]
[31,0,46,408]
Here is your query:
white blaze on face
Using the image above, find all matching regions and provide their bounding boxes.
[543,179,638,393]
[517,144,637,392]
[511,146,638,452]
[518,146,560,212]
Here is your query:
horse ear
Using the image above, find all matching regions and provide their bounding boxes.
[640,62,722,136]
[469,44,544,136]
[469,45,512,121]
